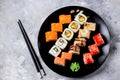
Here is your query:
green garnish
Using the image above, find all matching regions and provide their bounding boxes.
[70,62,80,72]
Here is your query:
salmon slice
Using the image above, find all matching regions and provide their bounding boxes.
[61,52,72,61]
[54,57,66,66]
[45,31,58,42]
[51,23,63,32]
[59,14,71,24]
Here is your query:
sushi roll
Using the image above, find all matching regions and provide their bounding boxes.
[45,31,58,42]
[49,45,61,57]
[59,14,71,24]
[88,44,100,55]
[68,21,81,33]
[55,37,68,50]
[54,57,66,66]
[74,11,87,25]
[62,28,74,41]
[74,38,86,47]
[68,45,80,55]
[51,23,63,32]
[84,22,96,31]
[83,53,94,64]
[61,52,72,61]
[93,33,105,46]
[78,29,91,39]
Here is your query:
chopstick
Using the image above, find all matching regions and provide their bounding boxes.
[18,20,46,78]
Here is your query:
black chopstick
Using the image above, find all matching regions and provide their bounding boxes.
[18,20,46,78]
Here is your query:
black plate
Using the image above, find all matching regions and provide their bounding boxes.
[38,6,111,77]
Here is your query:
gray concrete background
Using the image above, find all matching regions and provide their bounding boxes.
[0,0,120,80]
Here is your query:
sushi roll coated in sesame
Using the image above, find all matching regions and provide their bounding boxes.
[74,11,87,25]
[68,21,81,33]
[49,45,61,57]
[55,37,68,50]
[62,28,74,41]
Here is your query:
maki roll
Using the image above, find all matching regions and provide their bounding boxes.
[83,53,94,64]
[61,52,72,61]
[68,45,80,55]
[59,14,71,24]
[62,28,74,41]
[45,31,58,42]
[84,22,96,31]
[51,23,63,32]
[93,33,105,46]
[55,37,68,50]
[78,29,91,39]
[54,57,66,66]
[74,11,87,25]
[74,38,86,47]
[88,44,100,56]
[68,21,81,33]
[49,45,61,57]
